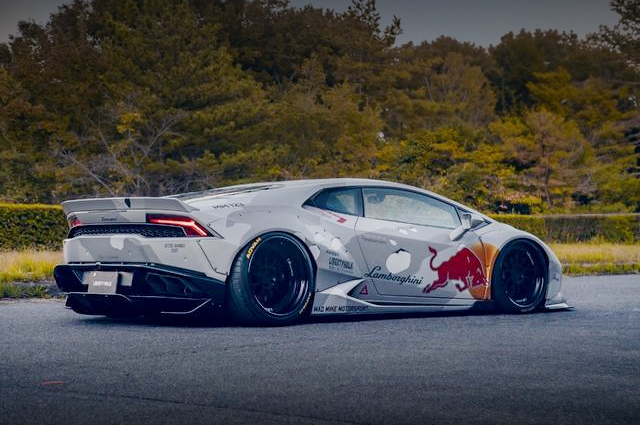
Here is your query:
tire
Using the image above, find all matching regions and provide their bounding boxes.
[227,232,315,326]
[492,240,547,313]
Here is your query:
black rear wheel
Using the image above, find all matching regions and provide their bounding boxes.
[492,240,547,313]
[228,232,314,325]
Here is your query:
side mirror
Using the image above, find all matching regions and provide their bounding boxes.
[450,213,486,241]
[462,212,485,229]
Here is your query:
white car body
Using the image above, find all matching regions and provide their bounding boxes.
[54,179,567,324]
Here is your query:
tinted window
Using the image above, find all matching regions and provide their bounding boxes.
[363,188,460,228]
[308,188,360,216]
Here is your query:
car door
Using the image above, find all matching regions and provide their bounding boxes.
[302,187,369,292]
[355,187,489,301]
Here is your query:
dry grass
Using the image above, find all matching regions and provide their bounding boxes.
[0,250,63,283]
[550,243,640,264]
[0,250,63,298]
[550,243,640,275]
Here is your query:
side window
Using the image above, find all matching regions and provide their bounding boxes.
[307,188,361,216]
[363,188,460,228]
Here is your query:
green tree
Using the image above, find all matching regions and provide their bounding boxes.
[195,0,334,86]
[331,0,401,97]
[489,29,631,114]
[50,0,271,196]
[383,52,495,136]
[527,68,622,133]
[595,0,640,68]
[0,0,638,212]
[491,109,594,209]
[271,56,384,178]
[1,0,105,131]
[588,124,640,212]
[0,68,56,202]
[375,126,514,210]
[194,0,400,94]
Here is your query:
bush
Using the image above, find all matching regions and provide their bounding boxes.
[491,213,640,243]
[0,203,67,250]
[488,214,546,239]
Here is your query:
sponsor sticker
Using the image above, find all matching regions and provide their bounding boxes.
[298,292,313,315]
[211,203,245,210]
[423,246,487,294]
[164,243,185,253]
[322,210,347,224]
[328,257,354,271]
[313,305,368,313]
[246,237,262,259]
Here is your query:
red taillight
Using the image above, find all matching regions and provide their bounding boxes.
[68,217,81,229]
[146,214,210,237]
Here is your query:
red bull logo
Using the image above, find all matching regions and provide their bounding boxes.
[423,246,487,294]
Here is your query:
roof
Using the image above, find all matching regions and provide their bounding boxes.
[172,178,487,220]
[172,178,401,201]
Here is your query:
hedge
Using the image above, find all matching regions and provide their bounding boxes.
[0,203,638,250]
[490,213,640,243]
[0,203,67,250]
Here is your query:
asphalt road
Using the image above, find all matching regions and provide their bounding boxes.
[1,275,639,425]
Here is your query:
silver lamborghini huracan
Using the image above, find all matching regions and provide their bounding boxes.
[54,179,568,325]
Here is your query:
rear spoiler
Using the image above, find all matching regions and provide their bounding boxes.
[61,197,195,216]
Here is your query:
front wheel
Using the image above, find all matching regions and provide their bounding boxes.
[492,240,547,313]
[227,232,315,326]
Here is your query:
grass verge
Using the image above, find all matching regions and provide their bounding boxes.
[550,243,640,275]
[0,282,53,298]
[0,251,62,282]
[0,251,63,298]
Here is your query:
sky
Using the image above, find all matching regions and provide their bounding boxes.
[0,0,620,47]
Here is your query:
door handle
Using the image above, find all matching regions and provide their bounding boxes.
[361,234,387,244]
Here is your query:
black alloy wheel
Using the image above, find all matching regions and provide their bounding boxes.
[492,240,547,313]
[228,232,314,325]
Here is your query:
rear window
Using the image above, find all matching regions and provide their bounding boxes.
[306,188,361,216]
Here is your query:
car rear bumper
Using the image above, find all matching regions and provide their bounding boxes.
[54,263,226,316]
[64,293,215,316]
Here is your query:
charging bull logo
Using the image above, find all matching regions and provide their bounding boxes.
[423,246,487,294]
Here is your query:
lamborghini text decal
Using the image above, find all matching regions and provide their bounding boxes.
[364,266,424,286]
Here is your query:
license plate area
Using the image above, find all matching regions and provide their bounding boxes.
[84,271,119,294]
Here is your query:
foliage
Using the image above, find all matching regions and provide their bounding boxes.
[488,214,547,240]
[593,0,640,69]
[491,109,594,209]
[0,282,57,298]
[0,0,638,213]
[55,0,273,196]
[542,213,640,243]
[374,126,515,211]
[491,213,640,243]
[0,204,66,250]
[382,52,496,136]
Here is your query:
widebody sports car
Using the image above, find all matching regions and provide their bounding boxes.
[54,178,568,325]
